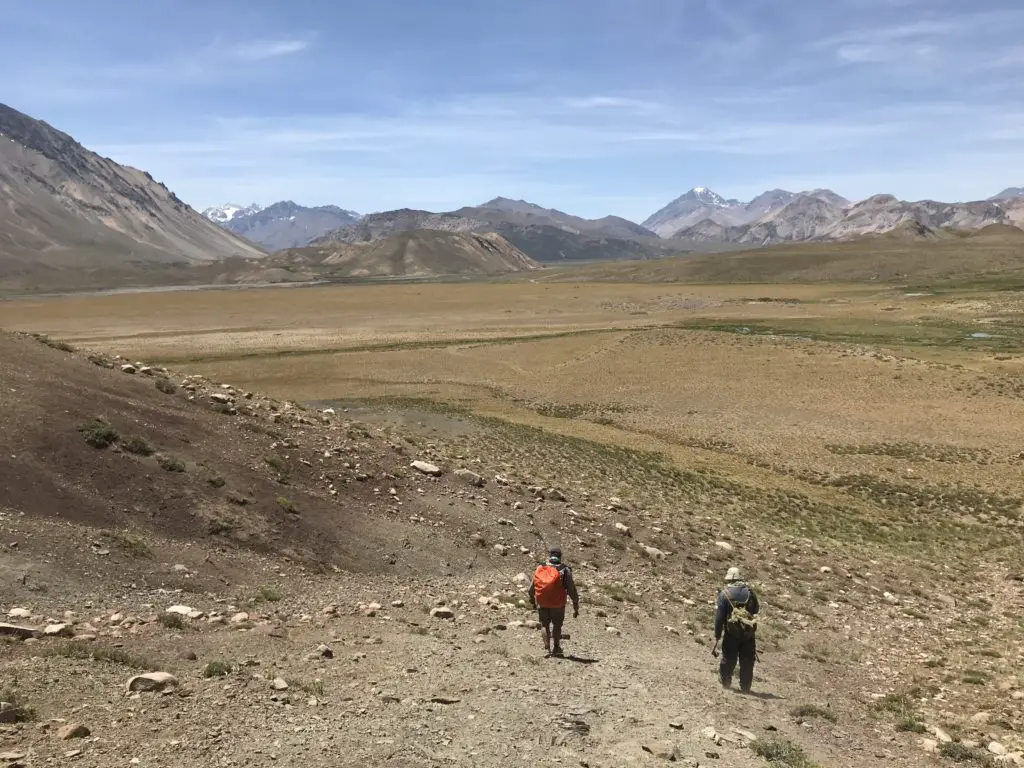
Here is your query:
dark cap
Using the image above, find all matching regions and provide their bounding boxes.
[549,547,562,557]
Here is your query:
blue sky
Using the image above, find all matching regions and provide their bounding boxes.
[2,0,1023,220]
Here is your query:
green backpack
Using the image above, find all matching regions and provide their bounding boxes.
[723,587,758,636]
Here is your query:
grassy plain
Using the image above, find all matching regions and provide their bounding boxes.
[3,279,1023,556]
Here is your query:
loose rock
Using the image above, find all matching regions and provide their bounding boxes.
[411,461,442,476]
[126,672,178,693]
[57,723,90,740]
[430,607,455,620]
[455,468,485,487]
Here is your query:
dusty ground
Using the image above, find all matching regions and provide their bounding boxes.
[1,279,1023,768]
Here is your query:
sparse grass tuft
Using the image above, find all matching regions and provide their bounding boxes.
[206,473,226,488]
[287,678,325,696]
[33,333,75,353]
[750,739,820,768]
[203,661,232,678]
[78,417,119,448]
[102,531,153,559]
[790,704,837,724]
[44,643,157,670]
[157,454,186,472]
[122,436,155,456]
[207,518,239,536]
[159,613,188,630]
[276,496,298,514]
[255,586,283,603]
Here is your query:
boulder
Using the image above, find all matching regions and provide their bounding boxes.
[455,468,485,487]
[546,488,568,502]
[430,607,455,620]
[120,364,137,374]
[641,544,669,560]
[715,541,733,551]
[411,461,442,476]
[6,608,31,620]
[43,623,74,638]
[166,605,204,619]
[126,672,178,693]
[57,723,90,740]
[271,678,289,691]
[0,623,38,640]
[210,393,233,404]
[614,522,632,537]
[230,612,250,624]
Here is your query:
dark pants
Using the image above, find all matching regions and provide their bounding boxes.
[538,606,566,652]
[720,631,756,691]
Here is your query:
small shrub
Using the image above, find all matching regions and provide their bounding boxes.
[255,586,283,603]
[155,377,177,395]
[896,715,927,733]
[103,531,153,559]
[159,613,187,630]
[78,418,119,448]
[939,742,994,765]
[276,496,298,514]
[207,518,238,536]
[226,491,250,506]
[750,739,820,768]
[790,704,837,724]
[157,454,186,473]
[122,436,155,456]
[203,661,232,678]
[206,474,226,488]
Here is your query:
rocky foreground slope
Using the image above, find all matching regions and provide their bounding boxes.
[0,331,1021,767]
[0,104,264,283]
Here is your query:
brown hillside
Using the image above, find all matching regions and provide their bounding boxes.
[284,229,539,277]
[545,227,1024,284]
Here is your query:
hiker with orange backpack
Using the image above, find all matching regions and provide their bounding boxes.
[528,547,580,657]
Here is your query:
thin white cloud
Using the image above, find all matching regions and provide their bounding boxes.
[226,39,310,61]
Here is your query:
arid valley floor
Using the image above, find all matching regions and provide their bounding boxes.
[1,279,1022,768]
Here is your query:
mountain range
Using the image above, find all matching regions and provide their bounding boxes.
[205,201,362,251]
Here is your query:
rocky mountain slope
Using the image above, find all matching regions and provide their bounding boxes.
[990,187,1024,201]
[318,198,674,263]
[283,230,539,278]
[0,103,265,280]
[205,201,362,250]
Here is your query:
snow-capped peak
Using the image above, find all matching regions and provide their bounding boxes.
[685,187,731,206]
[202,203,262,224]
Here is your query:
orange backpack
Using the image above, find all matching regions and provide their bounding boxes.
[534,564,567,608]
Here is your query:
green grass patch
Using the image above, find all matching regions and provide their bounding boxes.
[276,496,298,514]
[203,661,233,678]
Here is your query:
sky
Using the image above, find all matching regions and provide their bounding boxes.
[2,0,1023,220]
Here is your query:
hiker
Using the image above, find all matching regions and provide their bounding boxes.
[528,547,580,657]
[714,566,760,692]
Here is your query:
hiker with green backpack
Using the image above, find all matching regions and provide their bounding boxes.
[714,566,760,692]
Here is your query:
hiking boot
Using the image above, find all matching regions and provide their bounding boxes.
[552,646,564,657]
